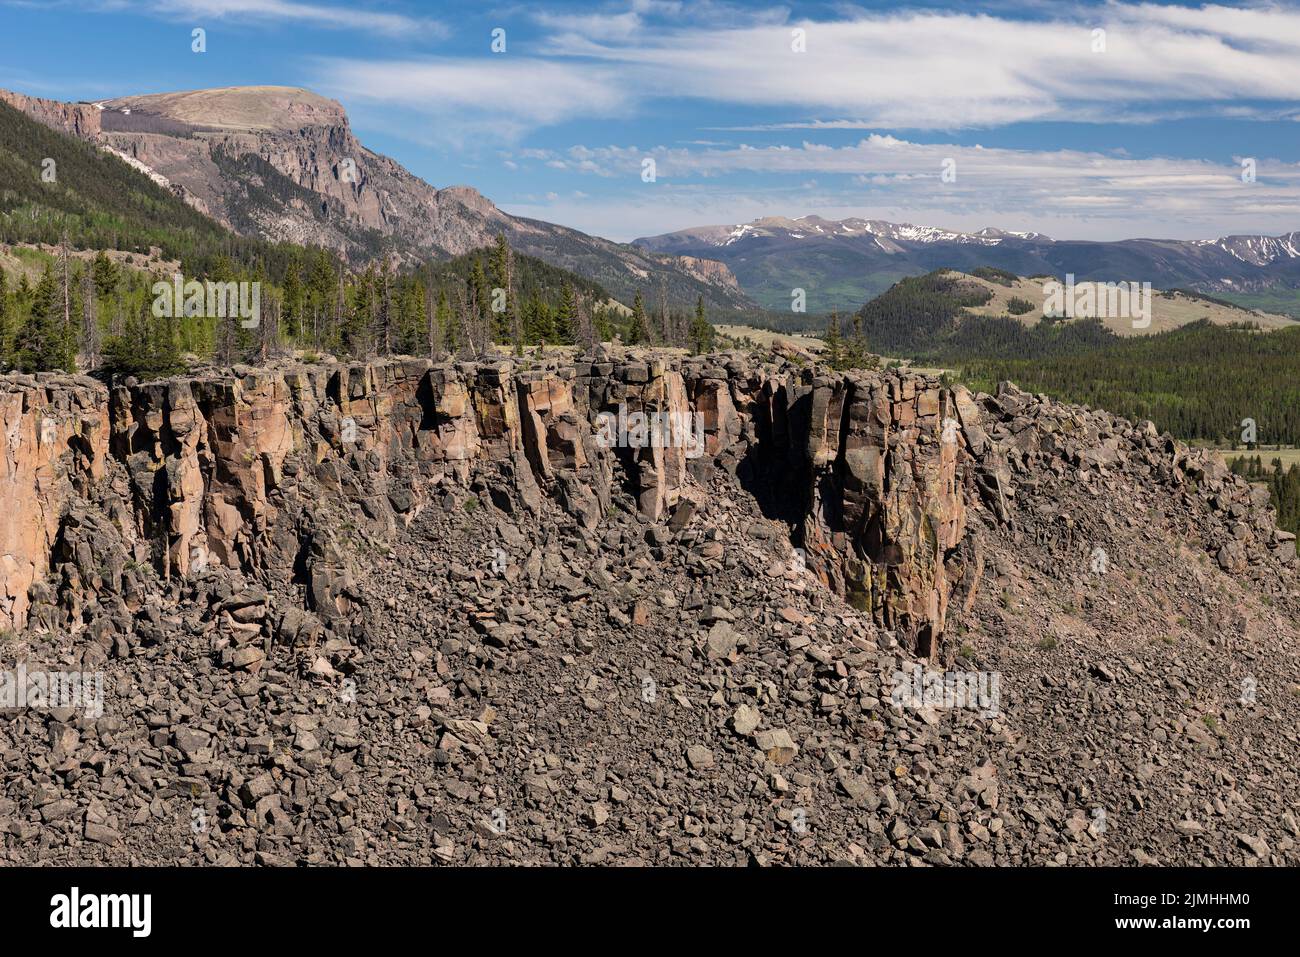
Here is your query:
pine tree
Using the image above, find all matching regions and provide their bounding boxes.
[556,284,577,345]
[282,258,304,343]
[103,301,181,380]
[376,258,393,355]
[80,265,100,371]
[210,254,240,365]
[488,234,516,345]
[437,288,456,355]
[628,291,650,345]
[825,310,843,370]
[307,250,337,350]
[58,237,76,365]
[0,268,11,367]
[395,278,427,355]
[15,265,76,373]
[92,250,119,299]
[845,311,873,369]
[655,281,669,343]
[468,257,490,350]
[689,295,713,355]
[524,297,556,344]
[154,307,181,376]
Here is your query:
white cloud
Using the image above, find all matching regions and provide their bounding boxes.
[314,2,1300,139]
[313,57,628,144]
[499,136,1300,241]
[141,0,439,37]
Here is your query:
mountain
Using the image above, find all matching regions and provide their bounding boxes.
[0,86,752,314]
[635,214,1300,314]
[0,94,292,273]
[853,268,1292,355]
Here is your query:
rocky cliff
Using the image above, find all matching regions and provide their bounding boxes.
[0,90,101,140]
[6,349,1294,657]
[1,353,981,659]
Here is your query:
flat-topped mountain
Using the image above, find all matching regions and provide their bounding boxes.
[102,86,347,133]
[0,86,750,313]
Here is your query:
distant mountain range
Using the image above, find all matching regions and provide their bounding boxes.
[635,214,1300,314]
[0,86,752,314]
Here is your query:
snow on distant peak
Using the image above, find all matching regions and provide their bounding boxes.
[723,223,754,245]
[1212,231,1300,265]
[697,216,1060,247]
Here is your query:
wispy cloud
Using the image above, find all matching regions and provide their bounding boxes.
[313,56,628,144]
[499,136,1300,241]
[314,2,1300,139]
[90,0,442,37]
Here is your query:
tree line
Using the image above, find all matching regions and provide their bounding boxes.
[0,234,718,380]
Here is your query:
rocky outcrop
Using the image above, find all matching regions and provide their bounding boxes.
[0,90,101,140]
[1,374,109,632]
[0,353,978,655]
[8,353,1300,869]
[5,352,1292,662]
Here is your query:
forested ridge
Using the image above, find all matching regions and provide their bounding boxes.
[839,269,1300,536]
[0,98,298,277]
[0,231,719,384]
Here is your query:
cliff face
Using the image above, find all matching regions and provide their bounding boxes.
[6,350,1294,663]
[1,354,973,657]
[0,90,101,139]
[7,354,1300,868]
[0,375,109,632]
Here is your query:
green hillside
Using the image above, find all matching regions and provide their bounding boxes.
[0,98,300,278]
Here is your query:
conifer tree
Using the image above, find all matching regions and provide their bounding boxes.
[282,258,304,343]
[488,234,516,345]
[0,269,10,366]
[376,258,393,355]
[468,257,490,349]
[306,250,336,350]
[825,310,843,370]
[437,288,456,355]
[80,265,100,371]
[628,291,650,345]
[92,250,119,299]
[556,283,578,345]
[689,295,713,355]
[15,265,76,372]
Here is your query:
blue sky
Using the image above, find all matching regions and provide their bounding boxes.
[1,0,1298,242]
